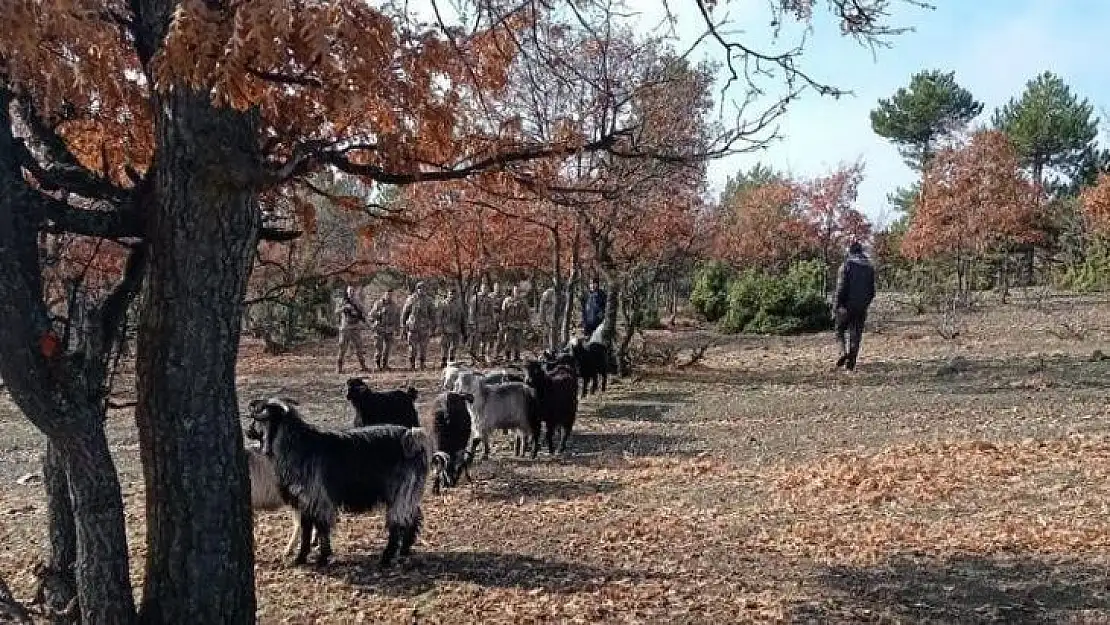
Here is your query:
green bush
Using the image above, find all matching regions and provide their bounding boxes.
[721,260,832,335]
[689,261,733,322]
[1059,237,1110,293]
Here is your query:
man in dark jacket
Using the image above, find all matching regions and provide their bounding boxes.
[581,279,607,338]
[834,242,876,371]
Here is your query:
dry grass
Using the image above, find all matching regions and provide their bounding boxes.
[2,294,1110,623]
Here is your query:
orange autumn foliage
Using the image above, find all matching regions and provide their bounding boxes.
[902,130,1042,259]
[1080,174,1110,236]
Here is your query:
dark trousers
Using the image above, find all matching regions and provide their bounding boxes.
[835,307,868,370]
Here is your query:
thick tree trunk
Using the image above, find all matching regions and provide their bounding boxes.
[134,90,257,624]
[60,426,137,625]
[40,442,78,624]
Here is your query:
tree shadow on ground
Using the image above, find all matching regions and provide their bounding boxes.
[321,550,658,598]
[790,553,1110,624]
[591,389,694,424]
[471,473,622,503]
[647,355,1110,395]
[567,432,702,458]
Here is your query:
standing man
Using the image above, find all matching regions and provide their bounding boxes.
[469,282,497,364]
[437,286,467,368]
[538,278,561,352]
[489,282,504,357]
[581,278,607,340]
[336,285,369,373]
[368,288,399,371]
[401,282,436,370]
[834,241,876,372]
[500,285,531,362]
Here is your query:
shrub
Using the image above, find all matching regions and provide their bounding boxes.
[721,260,832,335]
[1058,237,1110,293]
[689,261,733,322]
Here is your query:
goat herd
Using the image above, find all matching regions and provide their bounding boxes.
[245,336,612,568]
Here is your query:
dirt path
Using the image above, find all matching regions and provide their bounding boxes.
[1,297,1109,623]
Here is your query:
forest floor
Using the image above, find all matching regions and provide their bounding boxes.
[2,293,1110,623]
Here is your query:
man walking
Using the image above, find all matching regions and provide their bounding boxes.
[368,288,399,371]
[581,278,607,340]
[834,241,876,372]
[437,286,467,368]
[538,278,561,352]
[500,285,530,362]
[401,282,436,370]
[336,285,369,373]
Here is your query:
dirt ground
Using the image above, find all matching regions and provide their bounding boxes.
[2,293,1110,623]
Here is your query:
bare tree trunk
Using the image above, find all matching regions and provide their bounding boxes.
[560,222,582,344]
[40,442,78,624]
[0,87,137,625]
[134,89,256,624]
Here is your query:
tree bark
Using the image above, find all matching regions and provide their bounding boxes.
[40,442,78,624]
[134,89,257,624]
[560,222,582,344]
[0,87,137,625]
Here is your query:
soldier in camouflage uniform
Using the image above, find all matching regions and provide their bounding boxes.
[336,285,369,373]
[489,282,504,356]
[500,286,531,362]
[437,286,467,367]
[368,288,400,371]
[468,283,496,363]
[401,282,436,370]
[538,278,561,352]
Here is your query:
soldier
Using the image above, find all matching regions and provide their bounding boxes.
[537,278,561,352]
[336,285,369,374]
[401,282,436,370]
[501,286,531,362]
[368,288,399,371]
[468,283,495,363]
[488,282,504,356]
[437,286,467,368]
[581,278,607,340]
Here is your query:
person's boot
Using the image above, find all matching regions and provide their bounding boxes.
[835,353,848,369]
[375,354,382,370]
[336,359,343,374]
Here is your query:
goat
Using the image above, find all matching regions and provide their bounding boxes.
[248,398,429,567]
[247,445,309,557]
[567,336,609,398]
[442,361,472,391]
[346,377,419,428]
[483,368,525,385]
[423,391,475,493]
[454,373,538,459]
[524,360,579,455]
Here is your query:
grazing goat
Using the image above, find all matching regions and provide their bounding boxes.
[423,391,474,493]
[567,337,609,398]
[248,398,429,567]
[346,377,419,428]
[442,362,472,391]
[524,360,579,455]
[454,373,538,459]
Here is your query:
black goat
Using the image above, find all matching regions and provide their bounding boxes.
[248,398,429,567]
[524,360,579,454]
[567,337,609,398]
[424,391,474,493]
[346,377,419,428]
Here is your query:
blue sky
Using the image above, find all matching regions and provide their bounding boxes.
[411,1,1110,227]
[669,0,1110,227]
